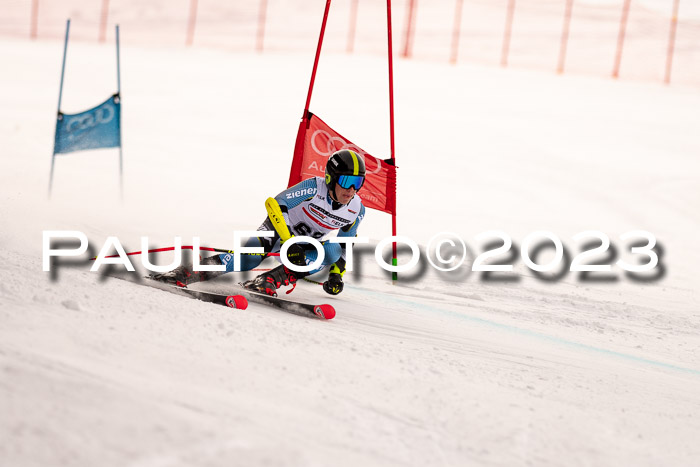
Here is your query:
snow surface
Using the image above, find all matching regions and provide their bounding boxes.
[2,4,700,467]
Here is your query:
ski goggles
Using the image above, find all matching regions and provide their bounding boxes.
[337,174,365,190]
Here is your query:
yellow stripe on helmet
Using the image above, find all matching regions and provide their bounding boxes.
[349,150,359,175]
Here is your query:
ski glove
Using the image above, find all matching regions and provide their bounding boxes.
[285,242,307,267]
[323,273,344,295]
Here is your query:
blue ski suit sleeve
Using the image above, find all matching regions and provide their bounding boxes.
[273,178,317,225]
[329,204,365,275]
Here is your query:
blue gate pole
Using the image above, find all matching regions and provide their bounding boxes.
[49,18,71,198]
[116,24,123,200]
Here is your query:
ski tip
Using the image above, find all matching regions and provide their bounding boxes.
[313,304,335,320]
[226,295,248,310]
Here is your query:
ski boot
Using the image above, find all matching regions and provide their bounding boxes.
[149,255,224,287]
[243,264,306,297]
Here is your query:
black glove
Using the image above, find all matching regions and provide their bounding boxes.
[285,242,307,267]
[323,273,344,295]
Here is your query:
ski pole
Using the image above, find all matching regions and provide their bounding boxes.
[302,277,324,286]
[91,246,280,260]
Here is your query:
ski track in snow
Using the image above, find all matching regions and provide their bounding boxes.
[3,241,699,466]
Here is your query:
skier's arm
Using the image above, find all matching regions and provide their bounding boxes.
[335,204,365,271]
[265,197,292,242]
[266,178,318,242]
[324,205,365,295]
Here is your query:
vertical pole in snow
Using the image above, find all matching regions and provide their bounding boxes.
[664,0,680,84]
[612,0,631,79]
[257,0,268,53]
[116,25,121,95]
[30,0,39,39]
[56,20,70,113]
[450,0,464,64]
[116,24,123,200]
[501,0,516,67]
[50,19,70,198]
[557,0,574,74]
[347,0,358,54]
[387,0,398,282]
[186,0,198,46]
[401,0,416,58]
[99,0,110,42]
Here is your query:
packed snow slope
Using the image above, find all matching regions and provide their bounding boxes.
[1,34,700,467]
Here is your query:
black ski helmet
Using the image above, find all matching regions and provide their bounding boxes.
[325,149,366,192]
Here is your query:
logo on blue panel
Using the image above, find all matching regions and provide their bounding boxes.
[54,94,121,155]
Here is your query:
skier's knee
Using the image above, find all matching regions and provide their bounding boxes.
[218,251,263,272]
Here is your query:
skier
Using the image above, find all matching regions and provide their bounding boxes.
[151,149,366,297]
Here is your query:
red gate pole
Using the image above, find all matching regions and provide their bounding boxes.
[664,0,680,84]
[450,0,464,64]
[256,0,268,52]
[401,0,416,58]
[501,0,516,67]
[185,0,198,46]
[30,0,39,39]
[347,0,359,53]
[612,0,631,78]
[99,0,110,42]
[387,0,398,281]
[302,0,332,114]
[557,0,574,73]
[289,0,332,187]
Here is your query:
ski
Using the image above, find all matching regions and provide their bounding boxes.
[137,277,249,309]
[130,277,335,320]
[234,284,336,320]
